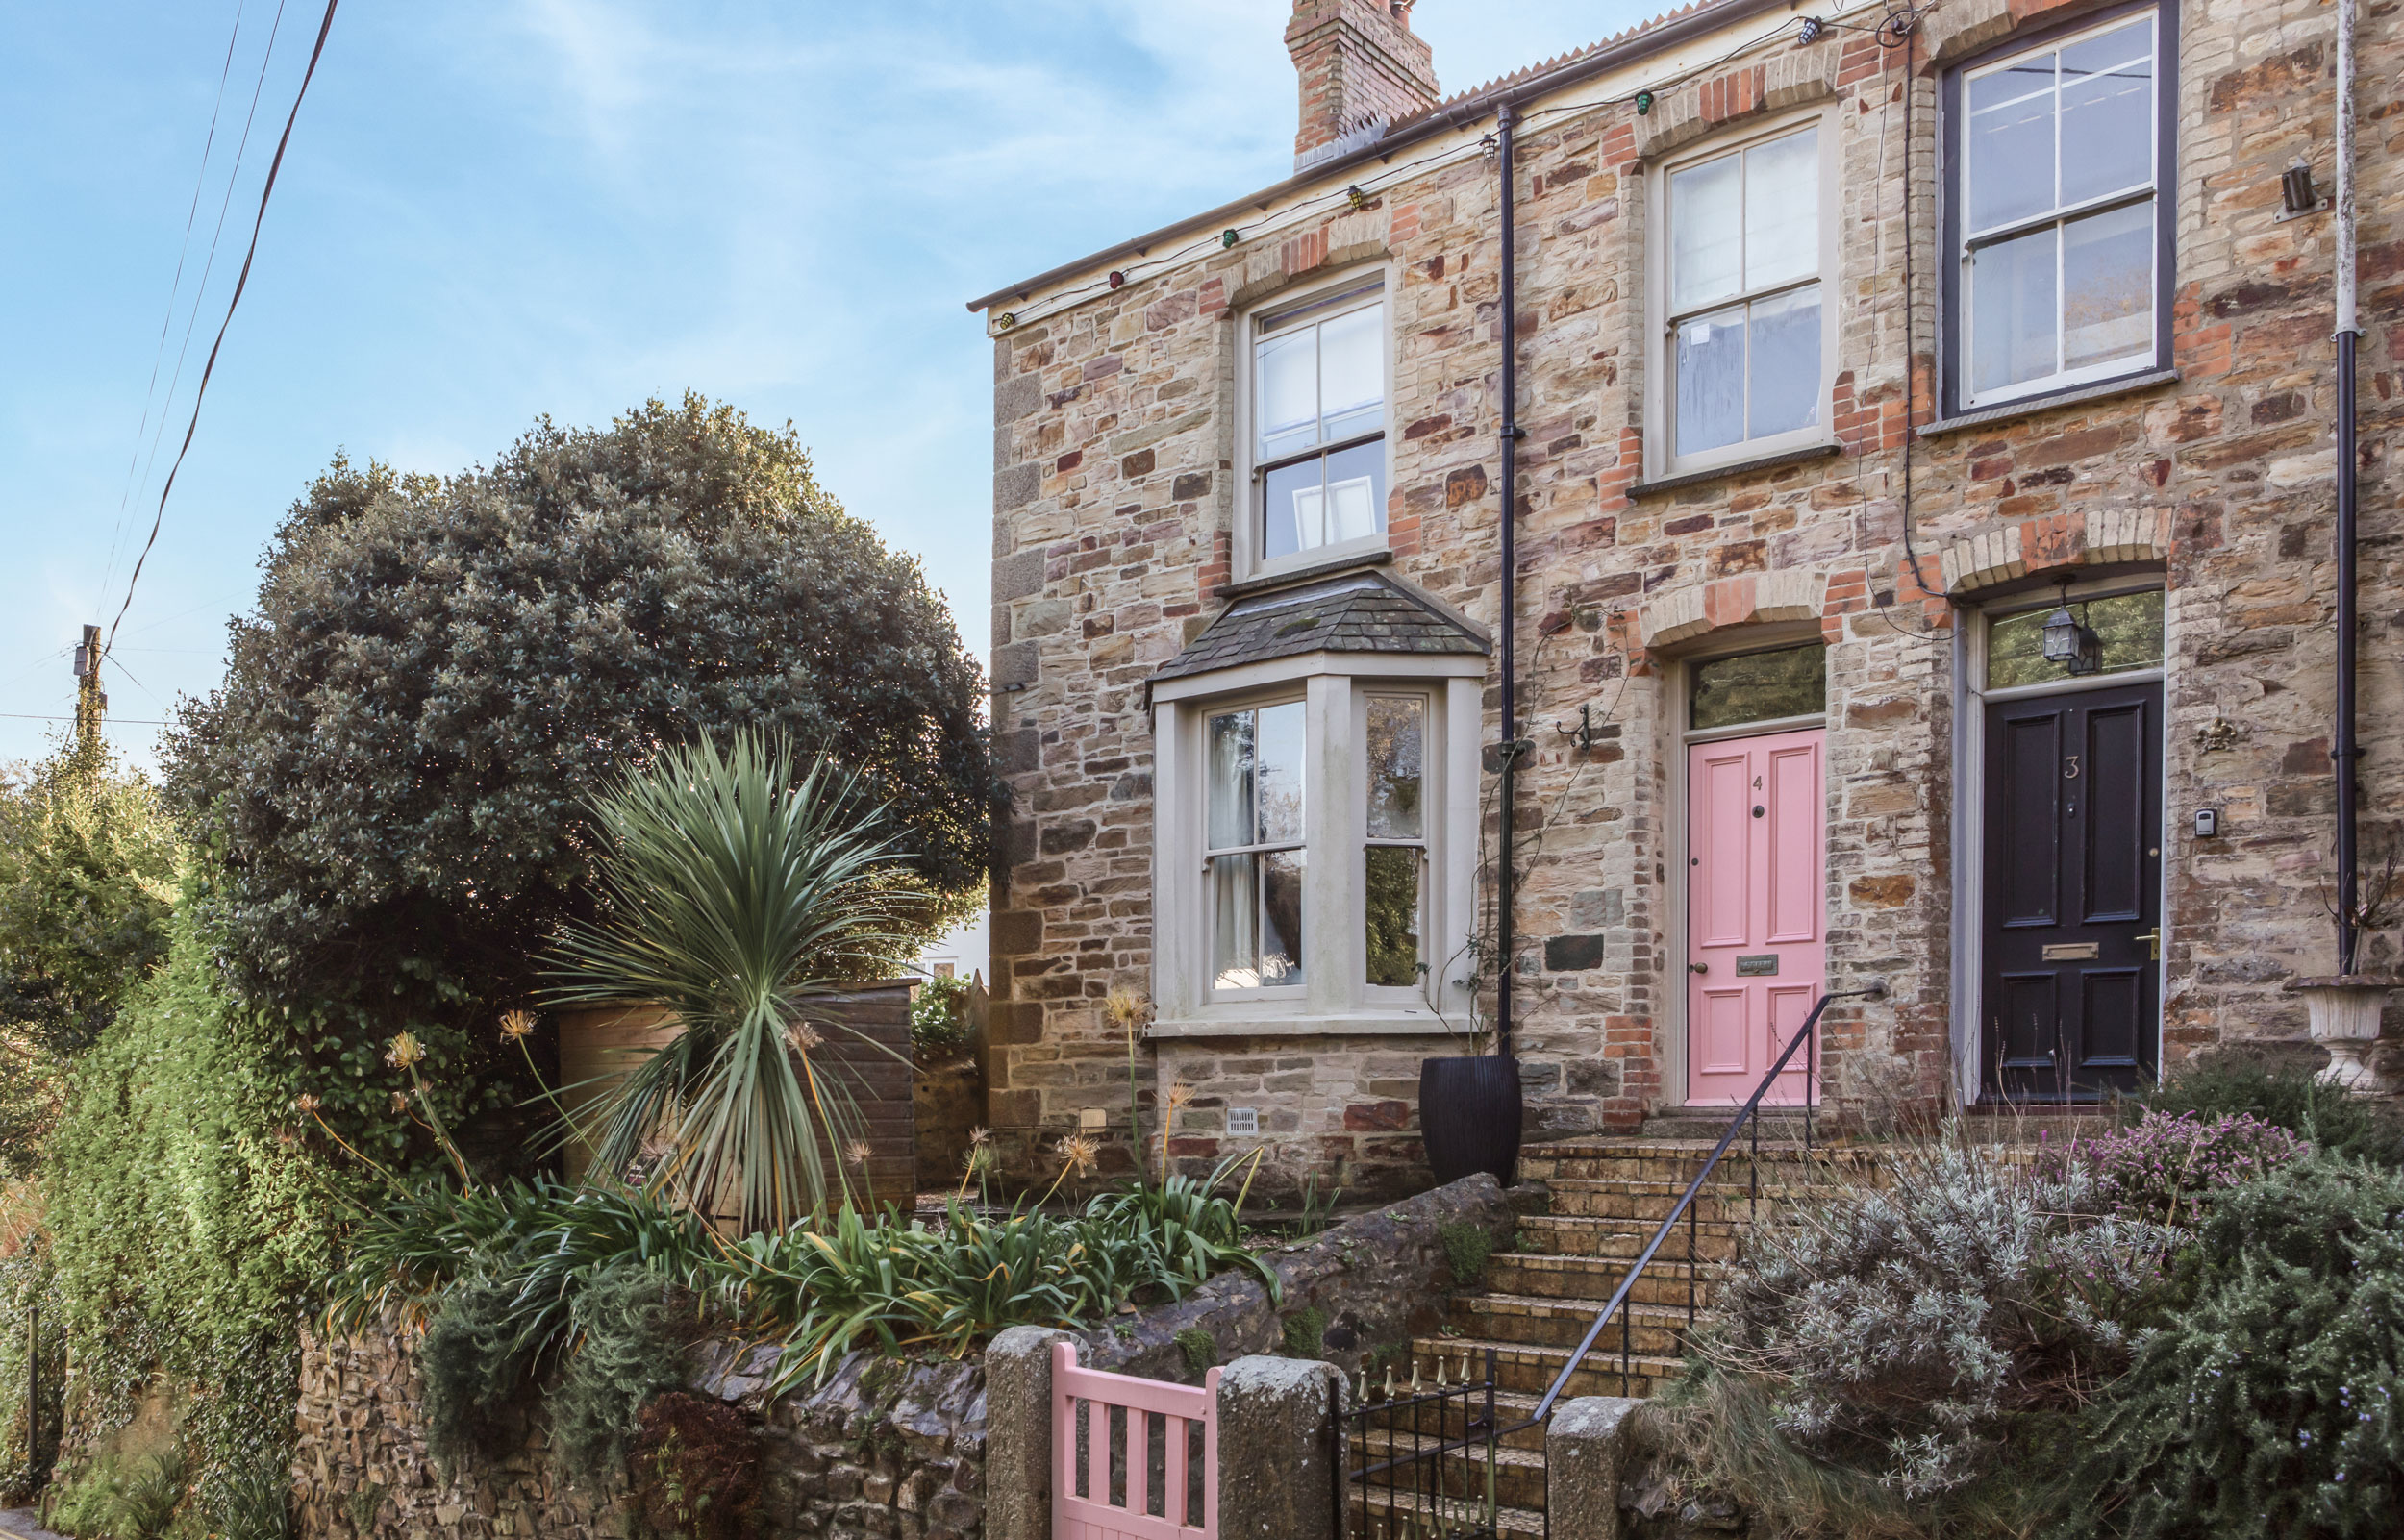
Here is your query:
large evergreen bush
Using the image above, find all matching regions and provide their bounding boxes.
[162,394,994,1170]
[2064,1153,2404,1539]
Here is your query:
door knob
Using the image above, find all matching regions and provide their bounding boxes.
[1689,962,1709,974]
[2134,928,2161,960]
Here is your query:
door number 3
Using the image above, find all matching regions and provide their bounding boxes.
[2063,755,2080,780]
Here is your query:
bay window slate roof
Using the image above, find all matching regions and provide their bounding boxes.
[1151,569,1490,684]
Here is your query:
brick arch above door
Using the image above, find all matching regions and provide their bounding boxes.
[1936,509,2174,598]
[1638,567,1833,651]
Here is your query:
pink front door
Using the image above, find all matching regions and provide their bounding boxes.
[1686,729,1825,1105]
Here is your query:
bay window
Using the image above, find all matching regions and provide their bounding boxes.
[1152,659,1480,1034]
[1947,7,2171,410]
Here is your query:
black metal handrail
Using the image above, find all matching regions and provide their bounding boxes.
[1525,982,1888,1422]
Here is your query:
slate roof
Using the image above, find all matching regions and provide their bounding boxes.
[1151,568,1490,684]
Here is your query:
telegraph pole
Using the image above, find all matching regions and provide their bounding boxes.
[69,624,107,779]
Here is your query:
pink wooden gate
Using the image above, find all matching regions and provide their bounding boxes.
[1686,728,1826,1105]
[1053,1340,1219,1540]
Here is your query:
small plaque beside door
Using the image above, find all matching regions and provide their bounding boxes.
[2041,941,2101,961]
[1734,954,1780,976]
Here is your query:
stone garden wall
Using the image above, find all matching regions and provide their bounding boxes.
[285,1174,1514,1538]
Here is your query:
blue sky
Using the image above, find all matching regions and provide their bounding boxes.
[1,0,1649,771]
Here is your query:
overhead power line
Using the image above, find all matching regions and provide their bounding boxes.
[100,0,252,612]
[105,0,340,658]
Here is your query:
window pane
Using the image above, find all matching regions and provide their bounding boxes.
[1748,284,1821,438]
[1986,589,2164,688]
[1743,127,1819,291]
[1206,709,1255,850]
[1969,51,2055,112]
[1967,84,2056,232]
[1262,460,1320,560]
[1364,845,1421,988]
[1675,303,1747,455]
[1319,439,1387,546]
[1318,303,1383,426]
[2059,26,2151,205]
[1254,701,1306,845]
[1212,850,1306,989]
[1257,329,1318,461]
[2063,199,2153,369]
[1970,225,2059,396]
[1690,644,1826,731]
[1365,696,1424,839]
[1670,152,1743,311]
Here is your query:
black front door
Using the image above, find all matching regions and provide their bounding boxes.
[1982,681,2163,1101]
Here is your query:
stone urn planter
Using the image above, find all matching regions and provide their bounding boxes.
[1419,1054,1522,1186]
[2288,976,2397,1090]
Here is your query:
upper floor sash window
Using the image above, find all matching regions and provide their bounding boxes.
[1252,280,1388,563]
[1953,9,2166,409]
[1657,119,1832,475]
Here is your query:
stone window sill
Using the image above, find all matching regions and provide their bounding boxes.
[1917,367,2181,438]
[1627,441,1842,500]
[1148,1010,1465,1040]
[1215,547,1392,601]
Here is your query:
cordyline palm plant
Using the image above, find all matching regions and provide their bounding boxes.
[542,733,909,1233]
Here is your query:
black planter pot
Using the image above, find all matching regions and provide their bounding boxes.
[1419,1054,1523,1187]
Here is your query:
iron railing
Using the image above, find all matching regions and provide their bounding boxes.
[1529,982,1888,1416]
[1340,1347,1503,1540]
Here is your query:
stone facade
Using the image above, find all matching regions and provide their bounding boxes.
[977,0,2402,1192]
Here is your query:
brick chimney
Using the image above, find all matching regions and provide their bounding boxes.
[1286,0,1440,170]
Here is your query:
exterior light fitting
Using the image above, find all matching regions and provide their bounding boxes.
[1346,184,1370,211]
[996,311,1017,331]
[1635,90,1655,115]
[1108,270,1126,289]
[2041,580,2102,675]
[1798,15,1825,42]
[1221,228,1241,249]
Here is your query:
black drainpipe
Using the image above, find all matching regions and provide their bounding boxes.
[2334,0,2362,973]
[1495,103,1523,1058]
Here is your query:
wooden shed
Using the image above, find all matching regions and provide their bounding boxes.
[555,981,918,1220]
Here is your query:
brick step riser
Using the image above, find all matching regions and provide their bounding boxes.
[1348,1491,1545,1540]
[1340,1446,1549,1513]
[1534,1155,1873,1188]
[1542,1187,1836,1222]
[1486,1259,1721,1309]
[1446,1304,1691,1356]
[1407,1344,1683,1401]
[1515,1224,1747,1264]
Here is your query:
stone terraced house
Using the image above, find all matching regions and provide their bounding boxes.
[968,0,2401,1196]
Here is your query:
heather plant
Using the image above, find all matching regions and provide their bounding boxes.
[2140,1056,2404,1169]
[2057,1152,2404,1540]
[1668,1137,2173,1536]
[2055,1108,2306,1227]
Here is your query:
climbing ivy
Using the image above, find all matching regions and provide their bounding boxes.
[44,908,338,1525]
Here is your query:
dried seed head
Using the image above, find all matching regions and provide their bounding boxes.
[292,1093,323,1115]
[966,1125,992,1148]
[844,1140,874,1168]
[1166,1083,1196,1111]
[1056,1132,1102,1178]
[785,1020,825,1053]
[498,1009,536,1041]
[1103,988,1150,1034]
